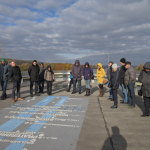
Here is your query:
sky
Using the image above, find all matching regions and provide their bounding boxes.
[0,0,150,65]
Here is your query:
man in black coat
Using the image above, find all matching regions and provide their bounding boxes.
[28,60,40,97]
[9,61,24,102]
[119,58,128,104]
[38,62,46,93]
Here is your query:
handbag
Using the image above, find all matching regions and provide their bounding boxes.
[138,89,142,96]
[90,74,94,80]
[103,79,108,84]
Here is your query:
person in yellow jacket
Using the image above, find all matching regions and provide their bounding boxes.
[97,63,106,97]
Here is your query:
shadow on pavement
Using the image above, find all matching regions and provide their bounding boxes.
[101,126,127,150]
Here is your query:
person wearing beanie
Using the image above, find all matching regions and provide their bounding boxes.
[124,61,136,108]
[107,61,114,100]
[38,62,46,93]
[97,63,106,97]
[28,60,40,97]
[110,63,120,108]
[119,58,128,104]
[0,58,10,100]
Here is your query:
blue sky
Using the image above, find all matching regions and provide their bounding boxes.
[0,0,150,65]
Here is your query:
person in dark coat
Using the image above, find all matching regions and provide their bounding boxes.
[28,60,40,97]
[71,60,83,94]
[107,61,114,101]
[83,62,93,96]
[119,58,128,104]
[9,61,24,103]
[38,62,46,93]
[111,63,120,109]
[138,62,150,117]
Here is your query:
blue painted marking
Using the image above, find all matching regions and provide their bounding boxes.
[26,121,47,132]
[54,97,69,107]
[24,110,38,113]
[35,121,46,123]
[16,114,33,118]
[15,138,30,142]
[35,96,57,106]
[0,136,3,139]
[5,143,26,150]
[41,115,53,118]
[46,111,56,114]
[0,119,25,132]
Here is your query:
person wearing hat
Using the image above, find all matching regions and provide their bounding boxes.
[124,61,136,108]
[28,60,40,97]
[138,62,150,117]
[119,58,128,104]
[107,61,114,101]
[38,62,46,93]
[0,58,10,100]
[110,63,120,108]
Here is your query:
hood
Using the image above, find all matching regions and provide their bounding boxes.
[47,65,51,70]
[84,62,89,67]
[75,60,80,65]
[97,63,102,68]
[144,62,150,69]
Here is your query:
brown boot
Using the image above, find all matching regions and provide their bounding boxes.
[18,98,24,101]
[85,88,88,96]
[12,99,15,103]
[98,89,103,97]
[87,89,90,96]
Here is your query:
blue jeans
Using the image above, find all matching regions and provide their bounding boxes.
[127,83,135,107]
[108,81,113,99]
[85,79,91,89]
[39,80,45,92]
[120,84,128,103]
[1,80,8,98]
[73,80,81,93]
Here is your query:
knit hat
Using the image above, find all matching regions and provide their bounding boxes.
[112,63,118,69]
[125,61,131,65]
[40,62,44,65]
[33,60,37,62]
[1,58,5,62]
[120,58,126,63]
[109,61,114,64]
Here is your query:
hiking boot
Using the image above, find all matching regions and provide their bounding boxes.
[12,99,15,103]
[79,92,81,94]
[87,89,90,96]
[98,89,103,97]
[71,91,76,94]
[85,88,88,96]
[18,98,24,101]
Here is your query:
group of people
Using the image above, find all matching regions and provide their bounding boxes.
[0,58,150,117]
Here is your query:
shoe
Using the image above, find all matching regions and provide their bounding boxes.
[1,97,5,100]
[107,98,112,100]
[41,91,44,94]
[12,99,15,103]
[85,88,88,96]
[141,114,149,117]
[111,105,117,109]
[71,91,76,94]
[98,89,103,97]
[18,98,24,101]
[38,91,41,93]
[110,98,114,101]
[30,94,33,97]
[79,92,81,94]
[67,89,70,92]
[35,93,40,96]
[120,101,127,104]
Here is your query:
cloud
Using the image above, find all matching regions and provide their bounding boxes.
[0,0,150,65]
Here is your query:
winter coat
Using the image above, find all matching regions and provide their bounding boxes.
[0,64,4,81]
[97,63,106,83]
[83,62,93,80]
[138,62,150,97]
[72,60,83,81]
[44,66,54,81]
[124,66,136,85]
[119,65,126,84]
[39,67,46,80]
[0,61,10,81]
[28,64,40,81]
[111,69,120,89]
[107,67,112,81]
[9,66,22,83]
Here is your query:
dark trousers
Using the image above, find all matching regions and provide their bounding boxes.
[30,81,38,94]
[112,89,118,106]
[127,83,135,107]
[47,81,52,95]
[68,78,73,90]
[143,96,150,115]
[39,80,45,92]
[1,80,7,98]
[73,80,81,93]
[12,82,21,99]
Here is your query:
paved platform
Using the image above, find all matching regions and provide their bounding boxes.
[0,82,149,150]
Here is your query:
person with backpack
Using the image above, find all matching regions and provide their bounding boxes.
[83,62,93,96]
[44,66,54,95]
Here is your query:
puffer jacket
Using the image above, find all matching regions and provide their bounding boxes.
[107,67,112,81]
[0,61,10,81]
[83,62,93,80]
[97,63,106,83]
[28,64,40,81]
[119,65,126,84]
[44,66,54,81]
[138,62,150,97]
[124,66,136,85]
[39,66,46,80]
[72,60,83,81]
[9,66,22,83]
[111,69,120,89]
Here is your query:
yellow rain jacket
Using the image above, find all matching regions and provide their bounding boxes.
[97,63,106,83]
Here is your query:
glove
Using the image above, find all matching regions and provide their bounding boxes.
[112,87,115,90]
